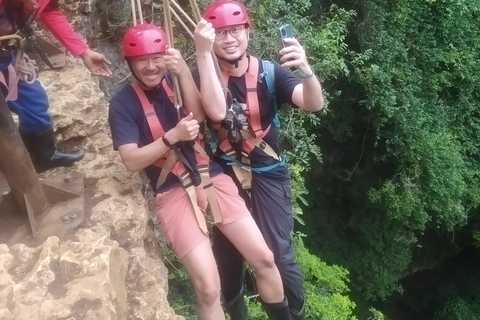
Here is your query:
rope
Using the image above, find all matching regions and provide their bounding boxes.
[16,54,37,84]
[169,5,194,39]
[130,0,143,25]
[127,0,227,112]
[163,0,183,121]
[0,35,37,101]
[186,0,228,96]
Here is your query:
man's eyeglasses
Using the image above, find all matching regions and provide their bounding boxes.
[215,26,244,41]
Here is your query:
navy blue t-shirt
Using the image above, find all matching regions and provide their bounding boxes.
[109,72,222,193]
[194,56,300,180]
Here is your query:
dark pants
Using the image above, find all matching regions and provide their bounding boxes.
[212,173,305,311]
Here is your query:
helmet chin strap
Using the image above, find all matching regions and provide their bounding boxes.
[217,51,247,68]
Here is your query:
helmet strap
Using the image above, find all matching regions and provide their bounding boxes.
[217,51,246,69]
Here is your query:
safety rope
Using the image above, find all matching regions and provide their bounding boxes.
[162,0,183,121]
[0,34,37,101]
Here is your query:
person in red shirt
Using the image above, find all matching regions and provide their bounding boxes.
[0,0,112,172]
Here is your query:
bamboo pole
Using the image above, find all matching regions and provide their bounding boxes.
[169,5,194,39]
[187,0,227,96]
[171,0,196,29]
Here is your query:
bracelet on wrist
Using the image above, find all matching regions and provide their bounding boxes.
[293,67,314,79]
[162,134,174,148]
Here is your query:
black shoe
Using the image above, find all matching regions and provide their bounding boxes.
[20,126,85,173]
[36,149,85,173]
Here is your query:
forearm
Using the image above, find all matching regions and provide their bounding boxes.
[39,9,88,57]
[302,75,324,111]
[119,139,170,173]
[177,72,205,122]
[292,72,324,112]
[197,52,226,121]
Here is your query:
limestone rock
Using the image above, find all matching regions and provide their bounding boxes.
[0,59,183,320]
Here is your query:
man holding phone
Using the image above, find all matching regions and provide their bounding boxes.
[200,1,323,319]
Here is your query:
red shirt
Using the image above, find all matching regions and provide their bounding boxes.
[0,0,88,56]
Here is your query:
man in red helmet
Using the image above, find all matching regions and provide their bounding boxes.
[0,0,111,172]
[108,21,292,320]
[199,1,324,319]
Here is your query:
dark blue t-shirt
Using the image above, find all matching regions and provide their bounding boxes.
[194,56,300,180]
[109,72,222,193]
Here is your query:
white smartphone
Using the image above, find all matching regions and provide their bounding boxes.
[279,24,293,47]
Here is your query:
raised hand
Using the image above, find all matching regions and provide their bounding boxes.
[164,48,189,77]
[279,38,313,77]
[80,49,112,77]
[194,19,216,54]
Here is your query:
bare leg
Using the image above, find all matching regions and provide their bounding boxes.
[218,217,284,303]
[181,238,226,320]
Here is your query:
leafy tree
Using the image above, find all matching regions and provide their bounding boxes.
[300,0,480,317]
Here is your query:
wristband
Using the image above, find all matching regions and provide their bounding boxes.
[162,134,174,148]
[293,67,314,79]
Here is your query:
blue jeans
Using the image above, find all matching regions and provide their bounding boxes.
[0,54,51,134]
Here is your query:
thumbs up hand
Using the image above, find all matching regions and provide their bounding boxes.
[165,113,200,144]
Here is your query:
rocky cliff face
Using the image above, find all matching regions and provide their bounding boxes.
[0,58,183,320]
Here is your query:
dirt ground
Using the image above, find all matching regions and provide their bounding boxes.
[0,170,99,247]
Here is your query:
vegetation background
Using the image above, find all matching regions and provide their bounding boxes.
[86,0,480,318]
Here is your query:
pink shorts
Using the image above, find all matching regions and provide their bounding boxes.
[154,173,251,259]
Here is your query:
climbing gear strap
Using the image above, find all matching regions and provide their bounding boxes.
[221,56,265,138]
[220,144,253,190]
[216,56,285,189]
[130,80,223,233]
[179,171,208,234]
[259,59,280,128]
[240,129,281,161]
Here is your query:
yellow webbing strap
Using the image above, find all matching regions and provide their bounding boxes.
[156,151,179,190]
[198,165,223,224]
[179,171,209,235]
[192,142,222,224]
[223,147,252,190]
[232,164,252,190]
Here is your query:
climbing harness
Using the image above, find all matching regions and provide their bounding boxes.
[129,0,223,234]
[130,80,222,234]
[155,0,284,190]
[213,56,285,190]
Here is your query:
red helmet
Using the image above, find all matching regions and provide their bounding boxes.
[203,0,250,29]
[122,23,168,58]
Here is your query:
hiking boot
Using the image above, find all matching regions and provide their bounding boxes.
[20,126,85,173]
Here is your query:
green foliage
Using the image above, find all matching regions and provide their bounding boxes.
[474,229,480,249]
[241,235,360,320]
[244,0,356,225]
[280,109,323,223]
[434,298,480,320]
[164,234,362,320]
[295,235,358,320]
[300,0,480,316]
[163,246,197,318]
